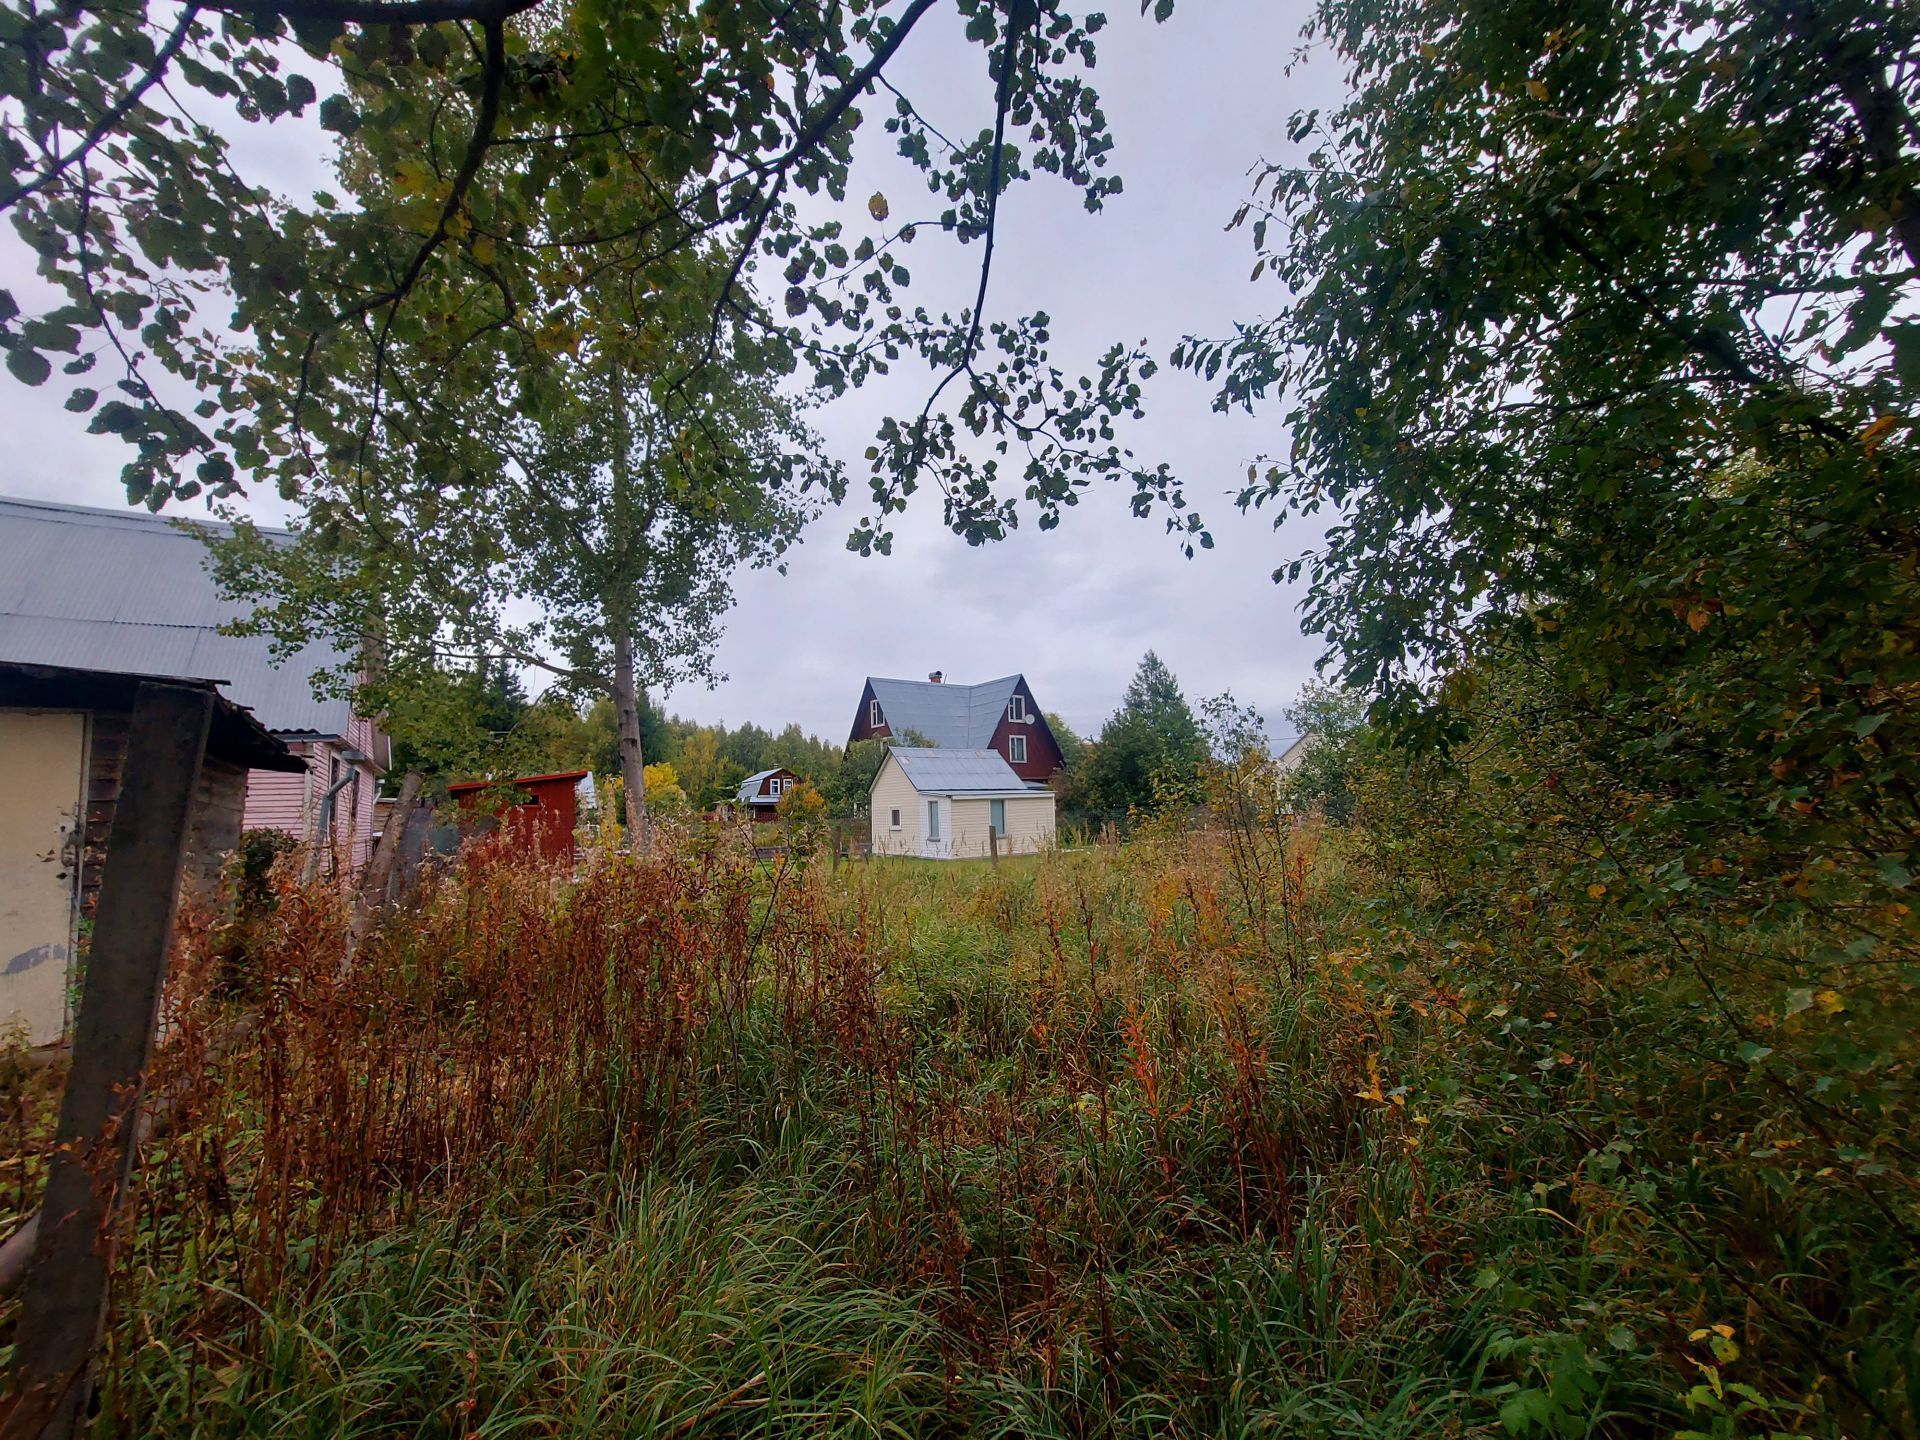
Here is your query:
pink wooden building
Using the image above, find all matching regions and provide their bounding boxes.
[0,497,388,880]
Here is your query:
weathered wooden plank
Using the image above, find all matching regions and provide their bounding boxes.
[1,683,213,1440]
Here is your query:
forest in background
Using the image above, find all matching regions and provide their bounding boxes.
[386,649,1278,827]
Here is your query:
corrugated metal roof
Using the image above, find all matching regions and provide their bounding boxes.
[737,768,780,804]
[866,674,1020,747]
[885,747,1034,795]
[0,496,356,737]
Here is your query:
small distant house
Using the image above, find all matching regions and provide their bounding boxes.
[849,671,1065,784]
[734,767,798,823]
[1274,734,1312,774]
[447,770,588,864]
[870,748,1055,860]
[0,497,389,878]
[1,661,301,1047]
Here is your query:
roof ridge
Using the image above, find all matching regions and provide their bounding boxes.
[868,672,1021,690]
[0,494,293,539]
[0,609,255,634]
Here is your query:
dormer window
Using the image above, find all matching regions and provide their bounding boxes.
[1007,694,1029,723]
[869,698,882,729]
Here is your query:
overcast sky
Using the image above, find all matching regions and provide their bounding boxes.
[0,0,1349,744]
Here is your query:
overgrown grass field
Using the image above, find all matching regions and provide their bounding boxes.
[4,806,1915,1437]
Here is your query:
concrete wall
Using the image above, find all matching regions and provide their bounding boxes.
[2,706,254,1047]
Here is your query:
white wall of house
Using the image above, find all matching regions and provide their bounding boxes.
[870,756,924,857]
[947,794,1055,858]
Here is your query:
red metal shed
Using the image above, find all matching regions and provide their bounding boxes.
[446,770,588,864]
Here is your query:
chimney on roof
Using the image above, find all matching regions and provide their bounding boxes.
[928,670,944,683]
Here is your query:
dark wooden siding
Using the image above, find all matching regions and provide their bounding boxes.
[753,768,799,798]
[847,682,890,744]
[80,710,127,914]
[987,678,1063,783]
[187,755,250,895]
[79,712,250,914]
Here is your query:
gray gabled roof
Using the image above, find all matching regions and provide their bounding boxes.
[736,767,783,804]
[864,674,1021,747]
[883,747,1037,796]
[0,496,357,738]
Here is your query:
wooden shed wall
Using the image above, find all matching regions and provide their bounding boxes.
[77,712,252,913]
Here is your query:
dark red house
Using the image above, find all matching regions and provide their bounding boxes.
[447,769,588,863]
[734,766,799,823]
[848,672,1065,785]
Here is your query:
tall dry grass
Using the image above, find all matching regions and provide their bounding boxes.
[1,801,1909,1436]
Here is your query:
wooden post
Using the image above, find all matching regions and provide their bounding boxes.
[2,683,212,1440]
[989,826,1000,867]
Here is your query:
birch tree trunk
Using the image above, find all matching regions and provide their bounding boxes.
[612,632,651,850]
[345,768,425,968]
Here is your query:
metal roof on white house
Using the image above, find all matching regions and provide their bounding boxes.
[881,747,1041,796]
[0,496,357,737]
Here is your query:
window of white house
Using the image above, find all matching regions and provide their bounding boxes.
[1007,694,1028,722]
[1008,735,1028,765]
[889,807,901,829]
[990,798,1006,835]
[869,698,882,729]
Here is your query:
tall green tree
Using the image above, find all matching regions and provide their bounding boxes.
[381,652,536,787]
[827,737,891,818]
[218,249,825,844]
[1076,652,1207,813]
[674,726,726,810]
[1178,0,1920,918]
[720,723,776,775]
[1277,682,1368,823]
[1176,8,1920,1418]
[1044,711,1086,774]
[0,0,1188,550]
[1181,0,1918,720]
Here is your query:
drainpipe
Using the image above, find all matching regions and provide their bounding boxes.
[301,749,368,884]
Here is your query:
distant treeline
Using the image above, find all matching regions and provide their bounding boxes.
[393,652,1301,823]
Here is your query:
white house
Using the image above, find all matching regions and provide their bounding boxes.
[870,747,1055,860]
[1274,733,1313,774]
